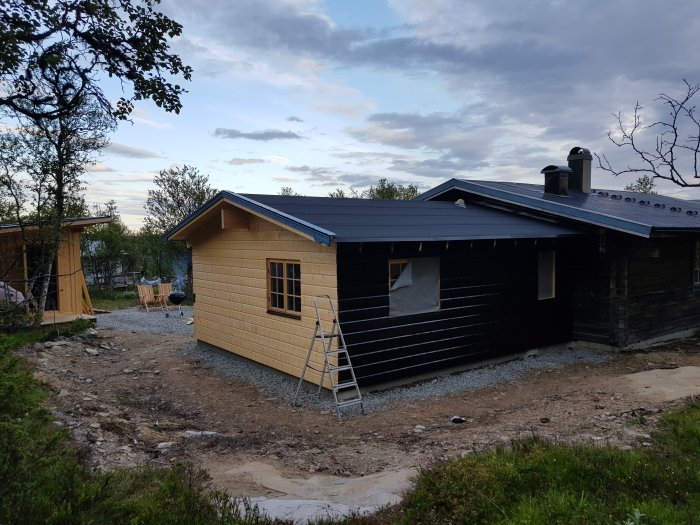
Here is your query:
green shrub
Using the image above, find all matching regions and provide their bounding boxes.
[400,403,700,524]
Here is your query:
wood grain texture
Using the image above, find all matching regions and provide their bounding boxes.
[189,206,338,386]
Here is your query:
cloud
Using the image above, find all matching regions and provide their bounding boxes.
[107,143,163,159]
[287,116,304,122]
[84,163,115,173]
[226,158,266,165]
[214,128,305,140]
[272,176,301,183]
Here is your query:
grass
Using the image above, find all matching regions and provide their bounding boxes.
[0,321,286,525]
[398,403,700,524]
[2,321,700,524]
[89,287,140,310]
[89,287,193,310]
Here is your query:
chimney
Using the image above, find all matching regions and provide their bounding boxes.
[541,165,572,196]
[567,146,592,193]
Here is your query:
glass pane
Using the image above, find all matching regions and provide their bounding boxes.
[287,263,299,279]
[270,262,283,277]
[288,295,301,312]
[271,293,284,308]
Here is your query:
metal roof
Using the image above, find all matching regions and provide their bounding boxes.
[419,179,700,237]
[240,194,581,242]
[164,191,582,244]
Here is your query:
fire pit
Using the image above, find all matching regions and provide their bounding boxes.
[167,291,186,317]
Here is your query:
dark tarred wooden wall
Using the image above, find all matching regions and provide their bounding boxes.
[336,239,576,386]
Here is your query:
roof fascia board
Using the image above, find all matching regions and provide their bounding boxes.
[432,181,652,238]
[165,191,336,246]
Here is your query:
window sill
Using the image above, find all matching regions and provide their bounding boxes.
[267,309,301,320]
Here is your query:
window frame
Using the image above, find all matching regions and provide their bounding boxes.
[388,259,409,290]
[693,240,700,292]
[537,250,556,300]
[266,259,302,319]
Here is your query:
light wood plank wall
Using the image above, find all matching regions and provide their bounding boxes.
[56,229,83,315]
[190,205,338,387]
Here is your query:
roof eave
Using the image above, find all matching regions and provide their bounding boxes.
[428,181,653,238]
[164,191,336,246]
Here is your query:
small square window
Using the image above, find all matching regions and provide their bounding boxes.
[693,240,700,292]
[267,259,301,317]
[538,251,555,300]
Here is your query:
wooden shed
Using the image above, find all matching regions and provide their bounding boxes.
[0,217,110,323]
[165,194,582,387]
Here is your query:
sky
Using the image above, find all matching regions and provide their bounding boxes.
[84,0,700,229]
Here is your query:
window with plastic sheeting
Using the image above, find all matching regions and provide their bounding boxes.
[267,259,301,318]
[538,250,555,300]
[388,257,440,317]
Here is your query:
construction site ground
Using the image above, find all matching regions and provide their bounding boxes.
[20,319,700,519]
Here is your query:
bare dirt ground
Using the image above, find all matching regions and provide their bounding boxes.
[21,327,700,501]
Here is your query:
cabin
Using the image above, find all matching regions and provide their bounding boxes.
[0,217,110,324]
[419,147,700,348]
[165,146,700,388]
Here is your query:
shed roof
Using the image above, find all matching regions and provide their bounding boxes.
[0,216,112,235]
[419,179,700,237]
[165,191,581,245]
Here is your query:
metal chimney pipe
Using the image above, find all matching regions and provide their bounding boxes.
[541,165,572,196]
[567,146,592,194]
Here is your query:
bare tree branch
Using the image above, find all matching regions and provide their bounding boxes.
[597,80,700,187]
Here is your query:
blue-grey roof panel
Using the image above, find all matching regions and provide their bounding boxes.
[241,194,581,242]
[419,179,700,237]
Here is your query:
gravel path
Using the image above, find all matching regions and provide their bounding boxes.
[183,341,609,413]
[96,306,194,335]
[96,308,609,414]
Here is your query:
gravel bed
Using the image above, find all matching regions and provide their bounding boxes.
[182,341,609,415]
[96,309,609,415]
[96,306,194,336]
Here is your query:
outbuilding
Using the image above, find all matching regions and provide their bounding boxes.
[0,217,110,324]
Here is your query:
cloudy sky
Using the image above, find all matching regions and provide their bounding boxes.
[89,0,700,228]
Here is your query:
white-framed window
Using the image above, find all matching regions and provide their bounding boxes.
[267,259,301,317]
[538,251,556,300]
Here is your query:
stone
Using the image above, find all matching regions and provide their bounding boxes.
[539,417,551,424]
[89,423,101,429]
[84,348,100,356]
[86,328,98,336]
[184,430,219,438]
[451,416,466,424]
[156,441,175,450]
[122,368,133,373]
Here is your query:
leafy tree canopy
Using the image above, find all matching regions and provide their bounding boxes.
[623,174,657,194]
[328,178,420,200]
[0,0,192,121]
[144,165,217,234]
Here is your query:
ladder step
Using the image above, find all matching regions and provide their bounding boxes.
[334,381,360,390]
[315,333,339,339]
[336,398,363,408]
[329,364,353,373]
[324,348,349,356]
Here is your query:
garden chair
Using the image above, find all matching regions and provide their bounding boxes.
[137,284,157,312]
[156,282,173,311]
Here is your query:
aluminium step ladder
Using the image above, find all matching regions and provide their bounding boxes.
[293,295,365,419]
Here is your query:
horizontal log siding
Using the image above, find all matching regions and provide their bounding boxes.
[624,236,700,345]
[337,239,574,386]
[190,210,337,386]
